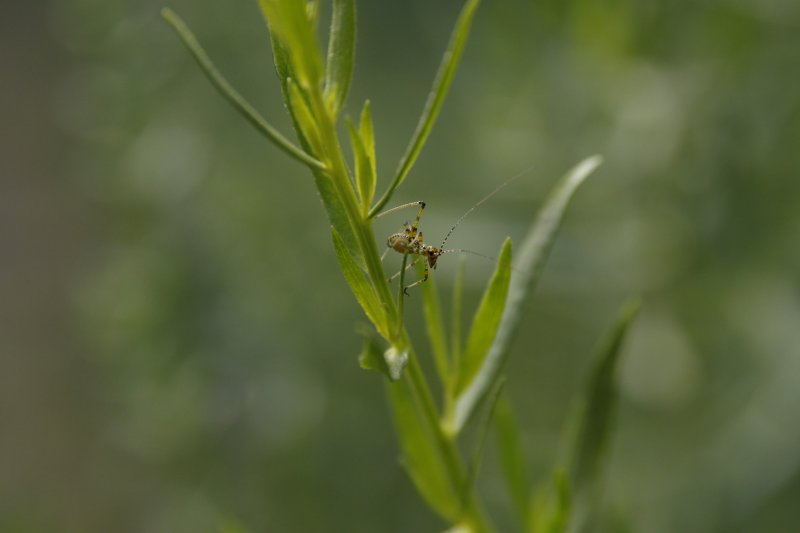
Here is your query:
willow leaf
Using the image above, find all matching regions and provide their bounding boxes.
[388,371,461,521]
[452,156,603,433]
[369,0,481,217]
[332,228,388,339]
[161,8,324,171]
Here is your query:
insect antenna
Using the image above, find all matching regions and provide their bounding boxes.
[439,248,525,274]
[439,164,536,249]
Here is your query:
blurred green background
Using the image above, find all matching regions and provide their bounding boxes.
[2,0,800,531]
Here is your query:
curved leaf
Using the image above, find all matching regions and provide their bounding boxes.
[332,228,388,339]
[452,155,603,433]
[259,0,324,91]
[369,0,482,217]
[161,8,324,171]
[388,366,461,521]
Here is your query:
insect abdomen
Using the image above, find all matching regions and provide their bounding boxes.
[387,234,411,253]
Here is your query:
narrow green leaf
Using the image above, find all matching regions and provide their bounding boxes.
[417,260,449,384]
[359,101,377,186]
[494,394,531,532]
[368,0,482,218]
[324,0,356,117]
[567,299,640,502]
[286,78,324,157]
[332,228,388,339]
[452,155,603,433]
[346,117,375,214]
[388,371,461,521]
[271,28,296,104]
[316,171,362,264]
[461,377,506,506]
[455,238,512,395]
[161,8,325,172]
[258,0,324,91]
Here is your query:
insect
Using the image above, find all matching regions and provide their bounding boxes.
[377,168,530,294]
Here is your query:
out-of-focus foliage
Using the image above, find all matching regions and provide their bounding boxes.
[3,0,800,532]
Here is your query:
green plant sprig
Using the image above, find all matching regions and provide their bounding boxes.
[162,2,637,531]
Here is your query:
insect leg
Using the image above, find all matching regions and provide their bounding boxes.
[403,262,429,294]
[410,202,426,232]
[387,257,420,283]
[375,201,426,220]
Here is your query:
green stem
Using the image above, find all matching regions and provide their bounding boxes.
[404,351,494,533]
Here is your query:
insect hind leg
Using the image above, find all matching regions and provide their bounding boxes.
[403,262,429,294]
[375,200,426,225]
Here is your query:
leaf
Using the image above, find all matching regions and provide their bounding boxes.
[452,155,603,433]
[368,0,482,217]
[160,8,324,172]
[286,78,324,157]
[417,260,450,385]
[324,0,356,117]
[494,394,531,532]
[455,238,512,396]
[387,366,461,521]
[258,0,324,91]
[332,228,388,339]
[359,101,377,186]
[567,299,640,510]
[346,116,376,214]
